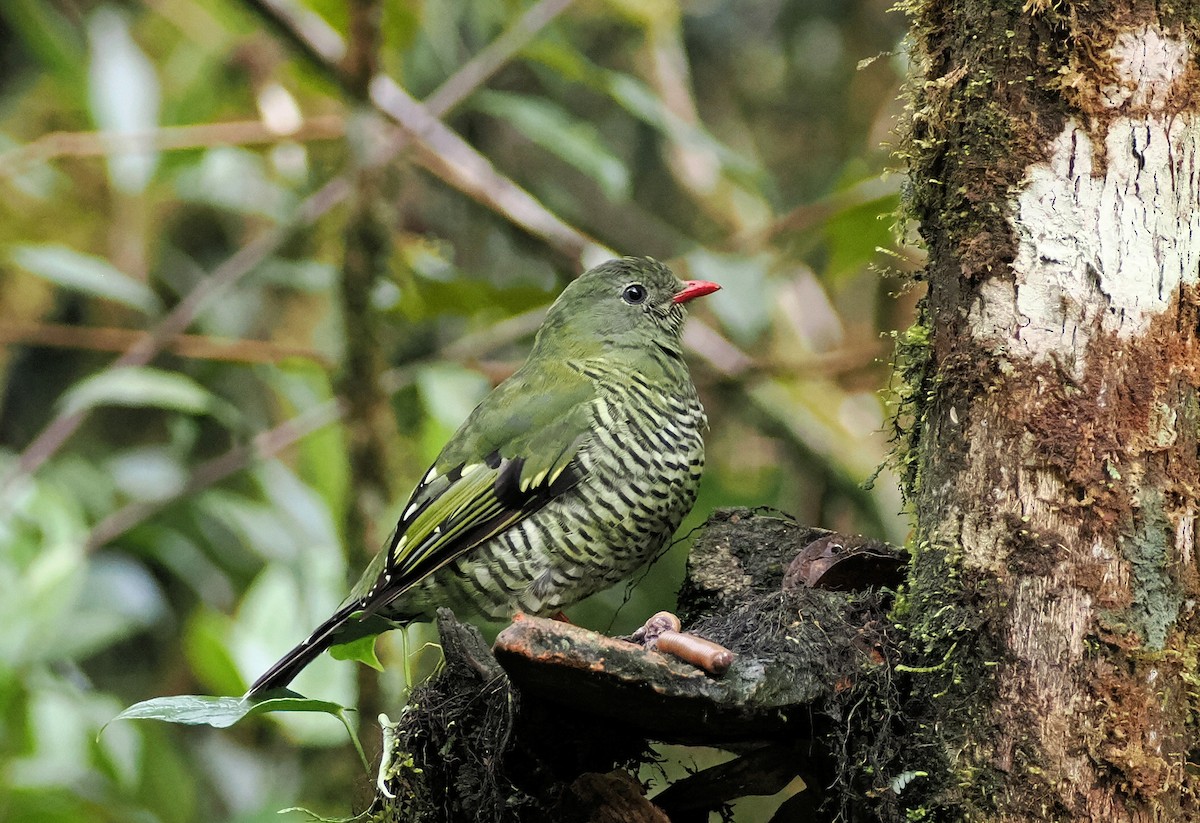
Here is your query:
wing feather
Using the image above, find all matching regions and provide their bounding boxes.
[349,359,596,616]
[247,360,595,696]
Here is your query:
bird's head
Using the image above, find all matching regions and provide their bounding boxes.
[533,257,719,360]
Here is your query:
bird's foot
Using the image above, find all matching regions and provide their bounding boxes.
[629,610,735,676]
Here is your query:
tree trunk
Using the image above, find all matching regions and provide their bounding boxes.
[898,2,1200,819]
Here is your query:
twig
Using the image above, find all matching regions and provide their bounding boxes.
[84,399,345,551]
[240,0,345,69]
[0,322,333,366]
[1,0,575,497]
[681,319,756,378]
[369,76,602,262]
[423,0,576,116]
[0,117,344,179]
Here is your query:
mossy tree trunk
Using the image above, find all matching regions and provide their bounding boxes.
[897,2,1200,820]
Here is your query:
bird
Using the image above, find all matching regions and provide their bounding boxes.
[247,257,719,697]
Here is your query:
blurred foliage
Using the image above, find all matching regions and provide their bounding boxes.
[0,0,917,819]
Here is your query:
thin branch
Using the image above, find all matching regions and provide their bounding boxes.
[423,0,577,115]
[240,0,346,70]
[1,0,573,497]
[369,76,602,262]
[0,117,344,179]
[84,305,554,550]
[0,322,333,366]
[84,399,345,552]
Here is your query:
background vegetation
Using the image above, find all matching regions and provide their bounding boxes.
[0,0,917,819]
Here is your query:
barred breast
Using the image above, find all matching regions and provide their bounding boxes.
[397,354,706,621]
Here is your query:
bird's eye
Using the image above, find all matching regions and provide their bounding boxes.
[622,283,647,305]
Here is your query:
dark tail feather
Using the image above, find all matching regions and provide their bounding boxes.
[245,602,361,698]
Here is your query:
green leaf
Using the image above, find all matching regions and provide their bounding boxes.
[329,634,383,671]
[0,0,85,84]
[87,7,160,193]
[473,90,630,200]
[174,147,294,220]
[108,692,369,772]
[824,193,900,280]
[183,609,245,697]
[684,249,772,344]
[10,244,161,313]
[108,692,346,730]
[524,42,765,188]
[0,133,66,199]
[61,554,168,659]
[416,362,490,461]
[57,366,221,418]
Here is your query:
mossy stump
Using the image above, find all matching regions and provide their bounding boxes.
[372,508,903,822]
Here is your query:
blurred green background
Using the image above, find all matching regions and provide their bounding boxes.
[0,0,919,819]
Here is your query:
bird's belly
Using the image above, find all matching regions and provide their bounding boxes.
[400,421,704,621]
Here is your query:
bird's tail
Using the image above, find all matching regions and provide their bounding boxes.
[245,601,361,698]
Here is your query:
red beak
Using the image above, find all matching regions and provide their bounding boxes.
[672,279,721,304]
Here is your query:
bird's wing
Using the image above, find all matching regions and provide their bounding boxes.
[348,360,596,613]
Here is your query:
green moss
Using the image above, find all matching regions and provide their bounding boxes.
[1103,489,1184,651]
[875,542,1009,818]
[884,319,936,506]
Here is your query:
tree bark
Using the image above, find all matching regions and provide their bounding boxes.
[897,2,1200,819]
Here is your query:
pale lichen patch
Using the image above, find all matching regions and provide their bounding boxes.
[969,27,1200,376]
[1101,26,1191,111]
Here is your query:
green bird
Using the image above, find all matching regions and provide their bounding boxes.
[247,257,719,696]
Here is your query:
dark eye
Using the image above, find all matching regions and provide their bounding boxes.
[622,283,647,305]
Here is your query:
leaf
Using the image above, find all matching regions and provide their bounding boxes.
[0,132,66,199]
[108,692,346,730]
[10,244,161,313]
[107,692,369,773]
[329,634,383,671]
[416,363,490,460]
[523,42,765,188]
[57,366,221,419]
[87,6,160,193]
[183,610,245,697]
[824,192,901,280]
[62,554,169,659]
[1,0,85,84]
[684,250,771,344]
[173,147,294,220]
[889,769,928,793]
[416,362,490,430]
[473,90,630,200]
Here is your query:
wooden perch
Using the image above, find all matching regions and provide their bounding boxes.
[495,615,787,743]
[374,508,907,822]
